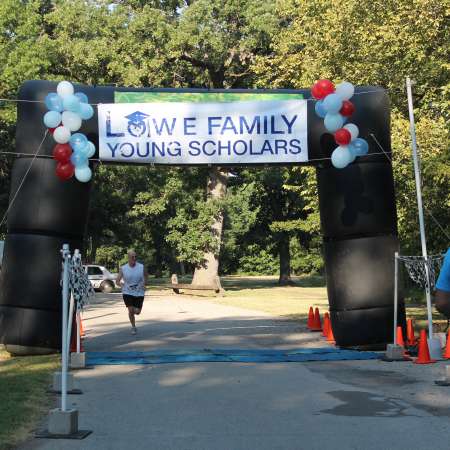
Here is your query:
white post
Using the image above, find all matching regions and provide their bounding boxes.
[406,76,433,338]
[61,244,70,412]
[66,292,75,358]
[76,312,81,353]
[72,249,81,354]
[394,252,399,345]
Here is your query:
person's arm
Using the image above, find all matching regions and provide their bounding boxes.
[143,267,148,288]
[435,289,450,318]
[116,267,124,288]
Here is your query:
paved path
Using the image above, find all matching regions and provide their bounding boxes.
[23,291,450,450]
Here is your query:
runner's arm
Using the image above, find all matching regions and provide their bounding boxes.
[116,268,123,287]
[144,267,148,288]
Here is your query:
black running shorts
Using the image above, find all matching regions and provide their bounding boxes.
[123,294,144,309]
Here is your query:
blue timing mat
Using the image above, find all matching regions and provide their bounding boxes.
[87,348,381,365]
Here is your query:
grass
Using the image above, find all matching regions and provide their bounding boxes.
[149,274,449,332]
[0,347,59,450]
[210,275,329,320]
[150,274,329,320]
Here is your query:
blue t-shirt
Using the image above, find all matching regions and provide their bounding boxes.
[436,248,450,292]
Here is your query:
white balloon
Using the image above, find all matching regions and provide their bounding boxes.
[75,166,92,183]
[343,123,359,141]
[53,126,71,144]
[331,146,352,169]
[62,111,82,132]
[57,81,74,98]
[335,81,355,100]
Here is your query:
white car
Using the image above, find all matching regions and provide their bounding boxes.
[84,265,116,293]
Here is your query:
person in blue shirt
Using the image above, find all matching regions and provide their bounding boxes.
[435,248,450,318]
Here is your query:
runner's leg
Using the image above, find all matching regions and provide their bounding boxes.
[133,297,144,316]
[128,306,136,327]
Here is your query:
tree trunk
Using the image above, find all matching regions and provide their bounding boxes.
[192,167,228,287]
[89,236,98,263]
[278,233,293,285]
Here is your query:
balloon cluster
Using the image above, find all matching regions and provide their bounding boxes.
[311,79,369,169]
[43,81,95,182]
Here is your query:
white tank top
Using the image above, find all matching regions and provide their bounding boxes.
[121,262,145,296]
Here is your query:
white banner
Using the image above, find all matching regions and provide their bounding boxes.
[98,100,308,165]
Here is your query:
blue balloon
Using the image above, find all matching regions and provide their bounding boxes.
[78,141,93,158]
[79,103,94,120]
[314,100,327,118]
[349,138,369,156]
[62,94,81,113]
[45,93,63,112]
[75,92,89,104]
[331,146,352,169]
[324,113,344,132]
[75,166,92,183]
[84,141,96,158]
[43,111,61,128]
[70,151,88,167]
[322,93,343,114]
[69,133,88,152]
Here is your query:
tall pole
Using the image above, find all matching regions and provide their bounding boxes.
[61,244,70,412]
[406,77,433,338]
[66,292,75,358]
[393,252,399,344]
[76,312,81,353]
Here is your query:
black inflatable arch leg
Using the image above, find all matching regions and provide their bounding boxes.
[316,161,405,348]
[0,157,91,354]
[0,80,107,355]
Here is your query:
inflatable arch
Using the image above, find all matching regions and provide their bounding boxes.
[0,80,404,354]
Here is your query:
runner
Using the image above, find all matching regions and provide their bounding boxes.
[435,248,450,319]
[116,249,148,335]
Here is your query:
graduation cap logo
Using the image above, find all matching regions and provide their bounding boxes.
[125,111,149,137]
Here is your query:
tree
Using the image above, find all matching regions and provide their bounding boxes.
[0,0,54,235]
[164,0,280,286]
[253,0,449,256]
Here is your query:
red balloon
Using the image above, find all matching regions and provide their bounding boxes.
[340,100,355,117]
[56,162,75,181]
[53,144,72,163]
[311,83,324,100]
[316,79,335,97]
[48,128,56,134]
[334,128,352,146]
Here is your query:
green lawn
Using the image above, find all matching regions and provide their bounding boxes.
[0,348,59,450]
[149,274,328,319]
[149,274,449,332]
[208,275,329,320]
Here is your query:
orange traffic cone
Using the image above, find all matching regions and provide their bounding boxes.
[414,329,436,364]
[443,330,450,359]
[396,326,411,358]
[396,326,406,347]
[406,319,417,346]
[327,323,335,343]
[310,307,322,331]
[322,313,330,337]
[327,326,336,344]
[70,322,77,353]
[307,307,314,330]
[79,315,85,338]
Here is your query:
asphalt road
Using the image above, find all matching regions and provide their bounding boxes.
[22,291,450,450]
